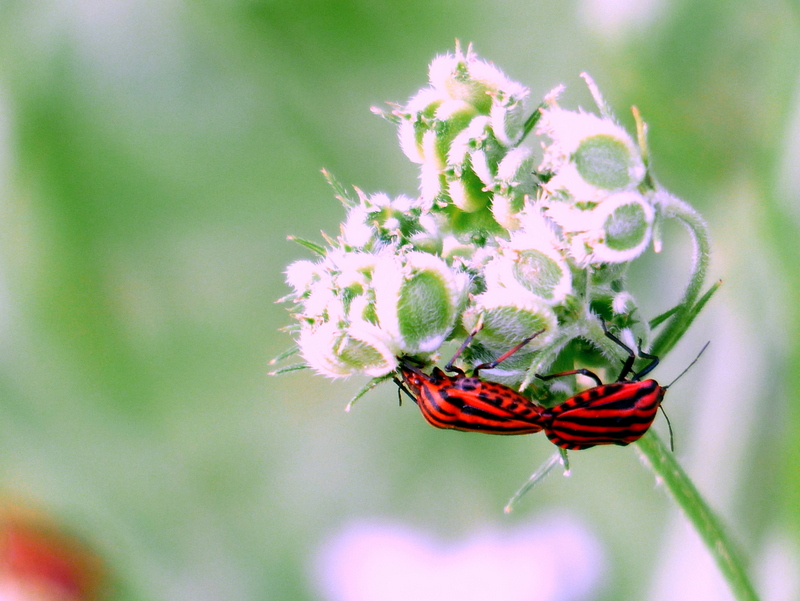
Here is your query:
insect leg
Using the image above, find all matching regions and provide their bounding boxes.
[632,346,660,380]
[535,368,603,387]
[443,326,484,375]
[659,405,675,452]
[472,329,545,378]
[392,377,417,405]
[599,318,637,381]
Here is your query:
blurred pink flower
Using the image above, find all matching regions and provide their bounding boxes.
[314,515,603,601]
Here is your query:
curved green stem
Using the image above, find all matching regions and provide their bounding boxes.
[651,193,712,356]
[635,431,760,601]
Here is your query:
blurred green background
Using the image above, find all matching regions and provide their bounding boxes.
[0,1,798,600]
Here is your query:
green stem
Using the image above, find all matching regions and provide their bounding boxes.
[652,193,712,356]
[635,431,760,601]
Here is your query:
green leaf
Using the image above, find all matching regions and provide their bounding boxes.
[345,374,395,412]
[520,100,546,141]
[269,345,300,366]
[287,235,327,256]
[652,280,721,357]
[322,168,357,207]
[268,363,310,376]
[649,304,681,329]
[504,450,564,513]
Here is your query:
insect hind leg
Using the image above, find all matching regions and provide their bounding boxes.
[472,329,545,377]
[536,368,603,387]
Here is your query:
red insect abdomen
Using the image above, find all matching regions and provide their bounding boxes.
[540,380,665,450]
[401,366,545,435]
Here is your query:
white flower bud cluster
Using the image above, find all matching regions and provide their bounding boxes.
[285,242,468,378]
[280,44,695,385]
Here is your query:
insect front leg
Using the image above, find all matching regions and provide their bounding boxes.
[443,327,483,375]
[392,377,416,406]
[599,318,637,381]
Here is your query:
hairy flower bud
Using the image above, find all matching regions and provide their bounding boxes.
[299,322,396,378]
[538,103,645,201]
[373,252,469,354]
[462,288,557,356]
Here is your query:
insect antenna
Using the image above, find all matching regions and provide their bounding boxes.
[659,405,675,452]
[664,341,711,390]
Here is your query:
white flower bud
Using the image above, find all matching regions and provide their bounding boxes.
[430,100,479,167]
[484,237,571,306]
[491,194,523,230]
[415,99,478,205]
[285,260,320,295]
[539,107,645,199]
[410,213,445,255]
[470,148,495,188]
[447,116,492,166]
[593,192,654,261]
[419,143,446,204]
[496,146,536,184]
[336,251,378,289]
[302,274,342,322]
[544,192,654,265]
[611,291,636,315]
[342,204,375,248]
[299,322,396,378]
[491,147,538,229]
[397,87,444,164]
[428,44,528,114]
[446,116,500,212]
[448,162,490,213]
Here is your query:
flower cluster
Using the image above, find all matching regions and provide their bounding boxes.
[277,43,709,396]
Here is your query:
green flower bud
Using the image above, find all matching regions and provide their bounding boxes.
[448,161,491,213]
[594,192,654,261]
[480,210,573,303]
[429,101,480,168]
[374,252,469,354]
[543,192,654,265]
[573,133,642,190]
[418,103,479,203]
[462,289,557,353]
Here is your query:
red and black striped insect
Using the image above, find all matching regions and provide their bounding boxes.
[396,329,547,435]
[536,321,707,450]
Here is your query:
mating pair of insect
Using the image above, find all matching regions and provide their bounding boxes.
[396,318,707,452]
[396,319,707,510]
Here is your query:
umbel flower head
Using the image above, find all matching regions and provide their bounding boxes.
[276,44,713,404]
